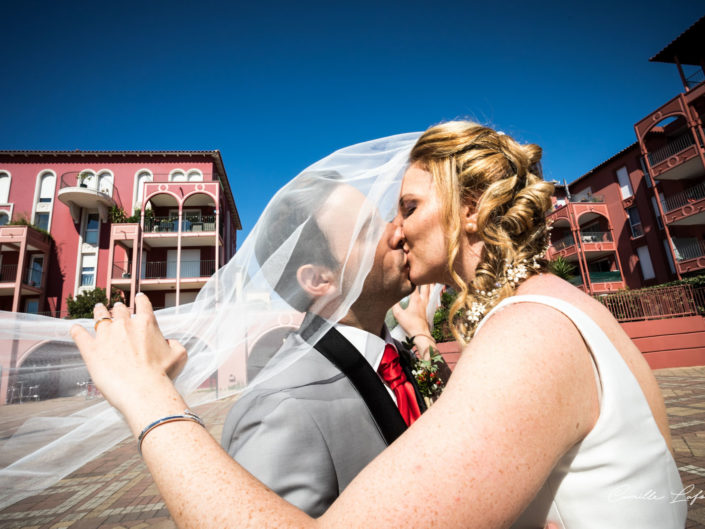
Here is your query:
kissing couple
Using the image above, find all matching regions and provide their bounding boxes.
[6,120,688,528]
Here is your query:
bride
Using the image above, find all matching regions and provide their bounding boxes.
[70,121,685,528]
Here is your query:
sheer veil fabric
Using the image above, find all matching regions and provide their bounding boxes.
[0,132,421,509]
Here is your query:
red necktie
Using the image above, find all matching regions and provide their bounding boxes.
[377,344,421,426]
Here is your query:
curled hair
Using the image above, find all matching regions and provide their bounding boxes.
[410,121,554,343]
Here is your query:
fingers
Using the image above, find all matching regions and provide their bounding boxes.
[134,292,155,319]
[111,301,130,321]
[93,302,111,320]
[165,339,189,380]
[70,324,94,352]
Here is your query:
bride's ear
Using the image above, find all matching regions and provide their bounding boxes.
[296,264,336,298]
[461,203,479,234]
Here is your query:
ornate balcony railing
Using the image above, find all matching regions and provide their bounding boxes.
[663,181,705,212]
[647,132,696,166]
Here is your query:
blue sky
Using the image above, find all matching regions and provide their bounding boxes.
[2,1,703,239]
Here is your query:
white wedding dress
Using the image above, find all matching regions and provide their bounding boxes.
[474,295,687,529]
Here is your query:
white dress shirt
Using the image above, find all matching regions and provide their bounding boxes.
[335,323,398,404]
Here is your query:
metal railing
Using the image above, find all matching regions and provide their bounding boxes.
[0,263,18,282]
[581,231,613,243]
[552,234,576,251]
[142,259,216,279]
[673,239,705,262]
[647,132,696,166]
[629,222,644,238]
[58,171,125,210]
[663,181,705,212]
[599,284,704,322]
[567,271,622,286]
[144,215,216,233]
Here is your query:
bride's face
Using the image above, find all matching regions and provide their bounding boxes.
[397,163,453,286]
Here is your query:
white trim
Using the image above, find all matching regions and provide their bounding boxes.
[133,169,153,213]
[31,170,57,232]
[0,170,11,204]
[169,168,187,182]
[77,168,97,189]
[187,169,203,182]
[97,169,114,196]
[73,210,101,295]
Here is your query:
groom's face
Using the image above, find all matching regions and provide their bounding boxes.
[315,185,412,306]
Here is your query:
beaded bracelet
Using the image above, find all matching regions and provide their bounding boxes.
[137,409,206,456]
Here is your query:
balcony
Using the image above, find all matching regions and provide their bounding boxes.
[568,271,624,294]
[144,215,216,233]
[57,173,118,223]
[552,234,576,252]
[142,215,218,248]
[673,238,705,275]
[663,181,705,226]
[645,132,704,181]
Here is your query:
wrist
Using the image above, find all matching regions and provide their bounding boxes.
[116,375,188,438]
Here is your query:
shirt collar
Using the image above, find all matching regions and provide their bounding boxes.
[335,323,395,372]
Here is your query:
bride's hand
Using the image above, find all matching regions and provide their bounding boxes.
[392,284,431,334]
[70,293,188,433]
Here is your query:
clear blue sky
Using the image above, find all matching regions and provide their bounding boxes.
[2,1,703,239]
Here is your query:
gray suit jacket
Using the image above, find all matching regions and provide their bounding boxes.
[221,326,418,517]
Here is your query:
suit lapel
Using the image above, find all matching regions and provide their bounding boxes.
[300,314,407,445]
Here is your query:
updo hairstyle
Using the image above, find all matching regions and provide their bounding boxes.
[409,121,554,343]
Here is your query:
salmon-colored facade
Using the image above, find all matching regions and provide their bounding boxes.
[548,16,705,294]
[0,151,240,315]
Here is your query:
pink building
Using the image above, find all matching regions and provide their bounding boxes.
[0,150,241,315]
[548,16,705,293]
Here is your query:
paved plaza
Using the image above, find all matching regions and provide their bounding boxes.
[2,367,705,528]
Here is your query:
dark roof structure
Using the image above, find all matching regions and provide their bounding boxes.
[650,15,705,65]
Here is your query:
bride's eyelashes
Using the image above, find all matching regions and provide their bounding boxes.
[399,199,417,218]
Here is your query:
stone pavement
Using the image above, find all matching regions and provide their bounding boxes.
[2,367,705,528]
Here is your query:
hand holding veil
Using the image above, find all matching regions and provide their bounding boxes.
[0,131,421,509]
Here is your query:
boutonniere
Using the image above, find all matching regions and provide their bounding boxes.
[410,346,446,405]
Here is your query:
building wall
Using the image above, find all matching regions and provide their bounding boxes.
[0,154,237,315]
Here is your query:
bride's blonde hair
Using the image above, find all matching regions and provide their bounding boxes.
[410,121,554,343]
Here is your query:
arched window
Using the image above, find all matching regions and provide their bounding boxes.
[0,172,10,203]
[97,171,113,196]
[0,212,9,226]
[78,170,96,189]
[170,170,187,182]
[187,170,203,182]
[134,170,153,212]
[34,171,56,231]
[39,172,56,202]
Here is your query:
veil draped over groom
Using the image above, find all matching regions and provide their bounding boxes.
[0,132,422,509]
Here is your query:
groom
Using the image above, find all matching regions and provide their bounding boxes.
[221,175,443,516]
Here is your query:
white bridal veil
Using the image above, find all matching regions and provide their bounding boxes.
[0,131,422,509]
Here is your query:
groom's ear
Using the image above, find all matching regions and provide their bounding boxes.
[296,264,336,299]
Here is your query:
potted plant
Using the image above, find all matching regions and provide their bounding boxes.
[77,172,90,188]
